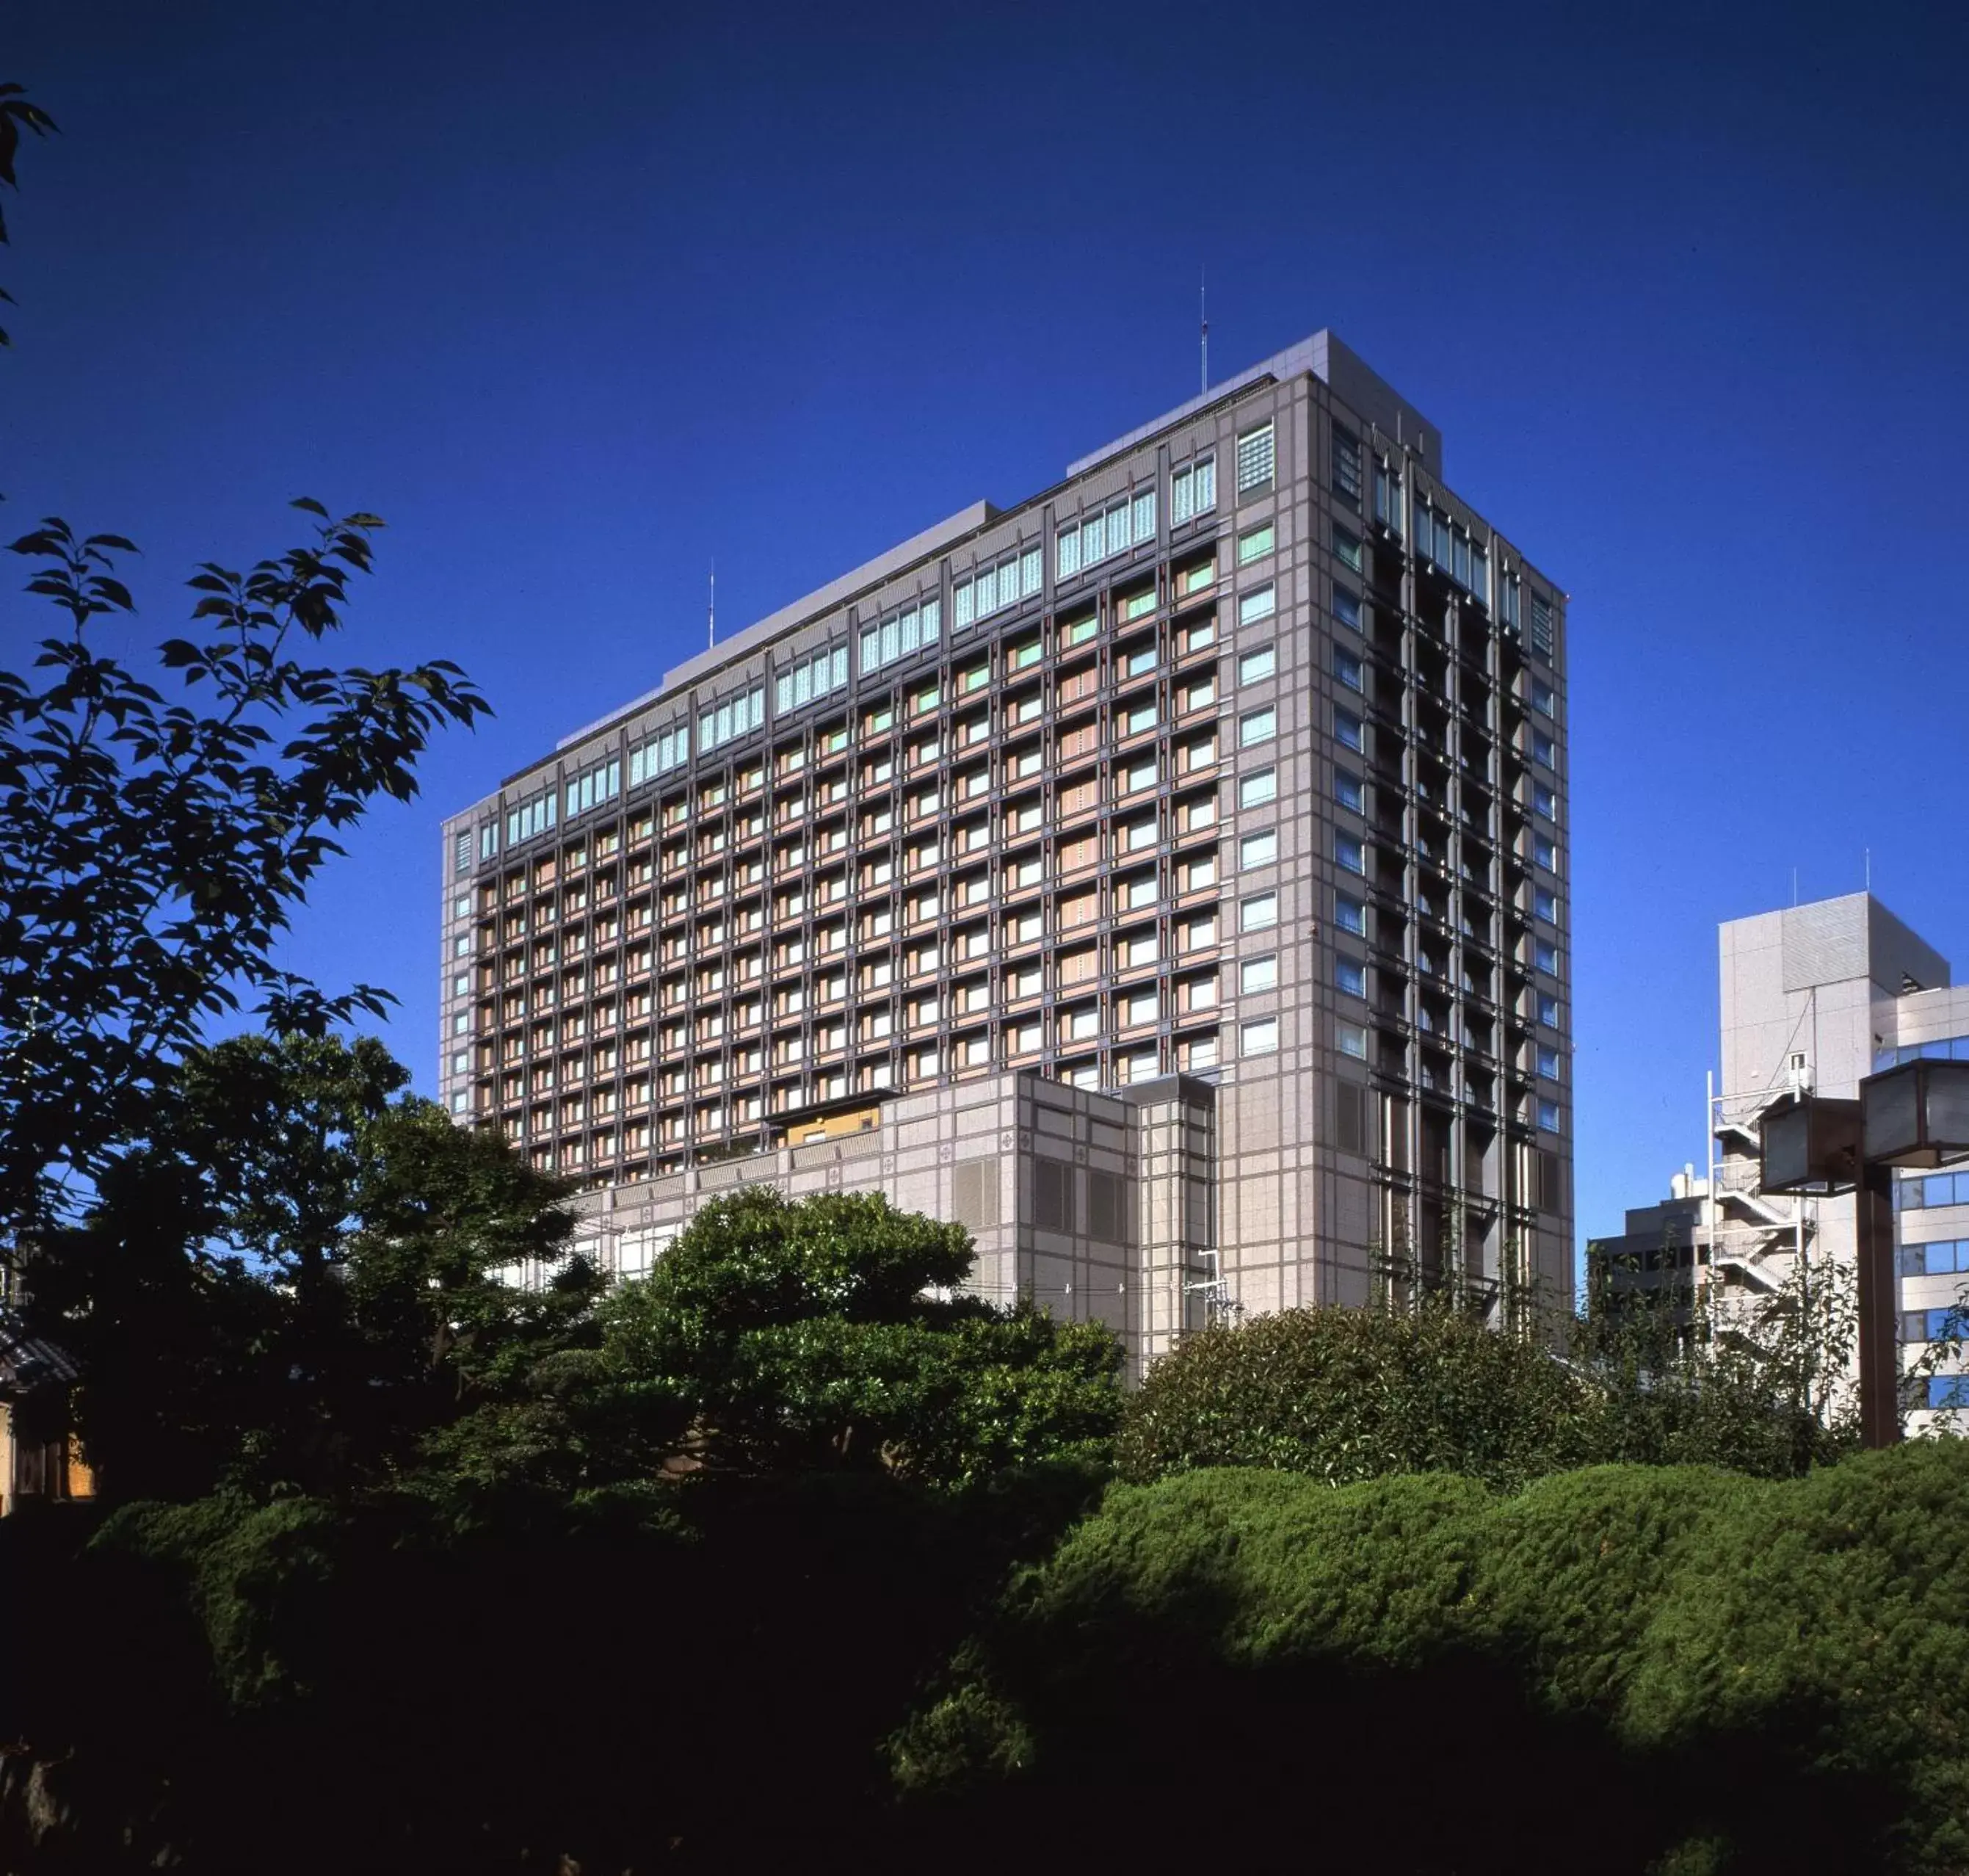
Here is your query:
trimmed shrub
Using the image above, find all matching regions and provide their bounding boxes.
[1117,1303,1595,1491]
[894,1445,1969,1874]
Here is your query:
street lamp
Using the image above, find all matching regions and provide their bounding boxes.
[1757,1060,1969,1449]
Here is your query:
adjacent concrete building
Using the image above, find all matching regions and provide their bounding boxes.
[440,330,1575,1371]
[1597,891,1969,1419]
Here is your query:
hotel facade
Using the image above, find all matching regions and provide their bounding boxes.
[439,331,1574,1370]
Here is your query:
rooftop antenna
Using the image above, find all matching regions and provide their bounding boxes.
[707,559,716,651]
[1865,847,1872,892]
[1199,267,1208,396]
[1792,866,1799,907]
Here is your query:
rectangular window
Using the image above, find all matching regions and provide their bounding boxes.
[1236,421,1275,494]
[1239,707,1276,747]
[1530,593,1556,658]
[1056,525,1081,579]
[1335,770,1363,813]
[1335,648,1364,692]
[1337,836,1366,876]
[1532,783,1557,822]
[1238,768,1277,809]
[1238,585,1277,628]
[1331,587,1361,630]
[1335,893,1366,936]
[1534,939,1560,975]
[1170,453,1217,524]
[1531,730,1556,767]
[1536,1045,1562,1081]
[1537,1099,1562,1133]
[454,831,471,874]
[1237,522,1274,565]
[1534,886,1559,923]
[1335,957,1366,998]
[1240,1016,1279,1057]
[1335,708,1364,752]
[1334,526,1363,572]
[1238,644,1276,684]
[1530,678,1555,717]
[1337,1021,1369,1061]
[1239,954,1277,994]
[1239,829,1277,870]
[1537,993,1562,1028]
[1332,427,1362,507]
[1373,462,1400,533]
[1240,891,1278,932]
[1534,834,1559,872]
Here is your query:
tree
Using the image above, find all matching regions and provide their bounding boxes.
[32,1032,601,1500]
[0,81,58,347]
[440,1187,1125,1496]
[0,78,488,1237]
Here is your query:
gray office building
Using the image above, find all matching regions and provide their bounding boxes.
[438,330,1575,1372]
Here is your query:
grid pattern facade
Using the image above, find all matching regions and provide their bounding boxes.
[438,333,1575,1347]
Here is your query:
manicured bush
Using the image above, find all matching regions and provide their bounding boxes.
[893,1444,1969,1874]
[1116,1303,1596,1491]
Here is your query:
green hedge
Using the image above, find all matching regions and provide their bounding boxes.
[893,1444,1969,1874]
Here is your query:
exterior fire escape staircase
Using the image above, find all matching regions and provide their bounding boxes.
[1703,1085,1813,1299]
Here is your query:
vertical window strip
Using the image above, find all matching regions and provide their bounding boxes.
[1055,488,1153,582]
[697,685,765,757]
[772,642,849,715]
[952,550,1040,634]
[564,755,623,819]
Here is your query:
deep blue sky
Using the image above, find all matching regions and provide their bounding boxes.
[10,0,1968,1256]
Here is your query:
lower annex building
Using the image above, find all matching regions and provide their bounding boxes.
[439,330,1575,1372]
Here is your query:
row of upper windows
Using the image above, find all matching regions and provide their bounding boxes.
[1876,1035,1969,1073]
[774,644,849,715]
[1901,1171,1969,1212]
[1901,1237,1969,1277]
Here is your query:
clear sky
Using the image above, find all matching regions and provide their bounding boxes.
[9,0,1968,1261]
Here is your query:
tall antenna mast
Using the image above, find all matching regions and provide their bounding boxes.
[707,559,716,650]
[1199,267,1208,395]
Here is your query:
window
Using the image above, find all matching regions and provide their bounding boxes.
[1335,648,1364,692]
[1238,768,1277,809]
[860,598,943,675]
[1240,891,1278,932]
[1537,993,1562,1028]
[1239,829,1277,870]
[1530,678,1556,717]
[1534,939,1560,974]
[953,549,1041,631]
[1929,1377,1969,1410]
[1335,957,1366,998]
[1534,834,1559,872]
[1238,584,1276,628]
[1238,644,1276,684]
[1532,783,1557,822]
[565,755,622,819]
[1240,1017,1279,1057]
[1337,1021,1369,1061]
[505,786,558,847]
[1534,886,1559,923]
[628,718,692,787]
[1536,1045,1562,1081]
[1064,612,1098,648]
[1531,729,1556,767]
[1057,487,1156,580]
[1337,836,1366,876]
[1239,707,1276,748]
[1537,1099,1562,1133]
[1240,955,1277,994]
[1373,460,1401,533]
[1332,426,1362,506]
[1335,770,1363,813]
[1331,587,1361,630]
[1335,708,1364,752]
[697,685,766,757]
[1530,593,1556,658]
[479,824,497,861]
[1237,522,1274,565]
[1235,421,1275,494]
[1170,454,1217,524]
[1334,526,1363,572]
[453,831,471,874]
[775,644,849,716]
[1335,893,1366,936]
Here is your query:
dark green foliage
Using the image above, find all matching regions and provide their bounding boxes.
[895,1446,1969,1873]
[1119,1300,1854,1493]
[1117,1300,1595,1490]
[438,1186,1125,1498]
[30,1032,601,1502]
[0,81,58,345]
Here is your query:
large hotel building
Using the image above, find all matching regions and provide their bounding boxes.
[439,330,1574,1369]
